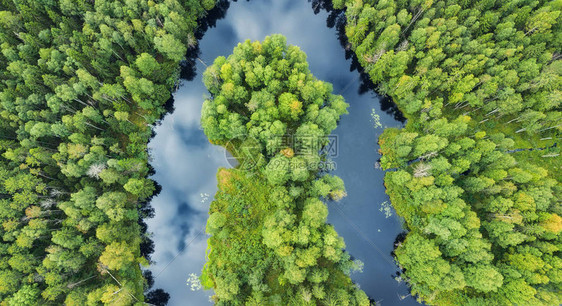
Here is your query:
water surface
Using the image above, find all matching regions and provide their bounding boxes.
[147,1,416,304]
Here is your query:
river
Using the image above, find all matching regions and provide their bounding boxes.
[146,0,417,305]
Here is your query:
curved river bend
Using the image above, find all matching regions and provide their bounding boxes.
[146,1,417,305]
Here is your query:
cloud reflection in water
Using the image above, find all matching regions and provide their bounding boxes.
[146,1,415,305]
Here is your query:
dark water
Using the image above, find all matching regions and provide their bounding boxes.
[147,0,417,305]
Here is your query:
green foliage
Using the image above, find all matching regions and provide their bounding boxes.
[339,0,562,304]
[200,35,367,305]
[0,0,216,304]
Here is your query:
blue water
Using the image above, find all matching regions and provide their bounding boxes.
[147,1,417,305]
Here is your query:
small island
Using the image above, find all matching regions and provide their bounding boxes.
[199,34,369,305]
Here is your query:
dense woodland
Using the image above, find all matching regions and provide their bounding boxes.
[200,34,369,305]
[0,0,215,304]
[0,0,560,305]
[333,0,562,304]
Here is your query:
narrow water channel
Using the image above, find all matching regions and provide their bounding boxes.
[146,1,417,304]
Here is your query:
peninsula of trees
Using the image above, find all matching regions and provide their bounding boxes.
[199,34,369,305]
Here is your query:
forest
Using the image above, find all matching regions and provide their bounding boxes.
[0,0,560,305]
[333,0,562,304]
[0,0,215,304]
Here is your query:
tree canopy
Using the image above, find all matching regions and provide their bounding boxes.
[0,0,215,303]
[200,34,369,305]
[333,0,562,304]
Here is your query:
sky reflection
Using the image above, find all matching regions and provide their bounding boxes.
[146,1,416,305]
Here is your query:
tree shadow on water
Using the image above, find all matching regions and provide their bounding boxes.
[311,0,406,123]
[180,0,232,82]
[144,1,233,303]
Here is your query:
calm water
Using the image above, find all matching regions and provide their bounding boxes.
[146,0,416,305]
